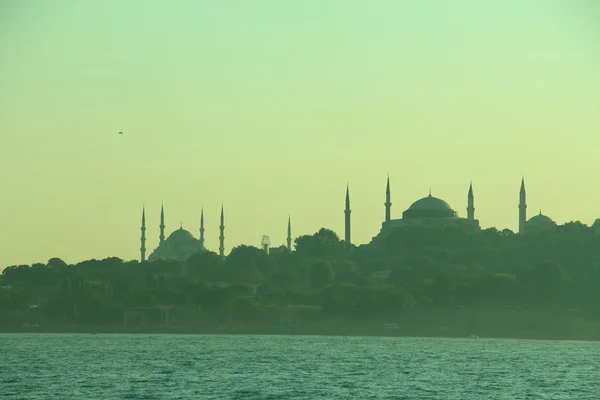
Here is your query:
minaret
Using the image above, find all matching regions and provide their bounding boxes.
[140,207,146,262]
[344,184,351,244]
[519,177,527,234]
[199,208,205,248]
[286,215,292,251]
[219,205,225,258]
[159,203,165,246]
[467,181,475,220]
[384,175,392,223]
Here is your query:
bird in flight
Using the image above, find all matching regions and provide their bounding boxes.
[118,131,123,135]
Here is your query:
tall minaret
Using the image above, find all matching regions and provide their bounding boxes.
[467,181,475,220]
[385,175,392,223]
[519,177,527,234]
[286,215,292,251]
[199,208,205,248]
[159,203,165,246]
[140,207,146,262]
[219,205,225,258]
[344,184,351,244]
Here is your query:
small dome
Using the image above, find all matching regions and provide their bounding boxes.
[408,194,454,212]
[527,212,556,225]
[167,228,195,242]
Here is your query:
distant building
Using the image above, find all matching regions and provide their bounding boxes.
[138,175,566,261]
[139,206,292,262]
[338,177,560,244]
[524,211,557,234]
[149,227,206,262]
[367,178,481,243]
[518,178,558,235]
[140,205,213,262]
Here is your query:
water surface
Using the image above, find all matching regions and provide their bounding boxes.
[1,334,598,399]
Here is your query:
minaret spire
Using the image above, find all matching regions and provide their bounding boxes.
[286,215,292,251]
[159,203,165,246]
[140,207,146,262]
[344,184,351,244]
[384,175,392,223]
[219,204,225,258]
[199,208,205,248]
[519,177,527,234]
[467,181,475,220]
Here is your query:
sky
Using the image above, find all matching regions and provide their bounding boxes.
[1,0,599,268]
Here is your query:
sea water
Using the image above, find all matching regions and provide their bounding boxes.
[1,333,599,399]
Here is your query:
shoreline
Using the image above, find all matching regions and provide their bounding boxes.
[4,306,600,341]
[3,324,600,342]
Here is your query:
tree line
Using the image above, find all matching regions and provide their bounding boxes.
[1,222,600,325]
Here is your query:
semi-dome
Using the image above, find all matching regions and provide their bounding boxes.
[402,193,458,219]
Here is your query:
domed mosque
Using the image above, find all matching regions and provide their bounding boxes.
[139,204,294,262]
[365,178,480,242]
[339,177,557,244]
[518,178,557,234]
[139,204,225,262]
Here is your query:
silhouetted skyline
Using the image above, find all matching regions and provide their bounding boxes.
[1,1,599,267]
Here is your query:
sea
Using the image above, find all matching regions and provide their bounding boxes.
[1,333,599,399]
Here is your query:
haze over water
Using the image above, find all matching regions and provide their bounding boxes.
[1,1,599,267]
[1,334,599,399]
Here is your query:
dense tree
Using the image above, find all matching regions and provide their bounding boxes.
[224,245,265,284]
[47,258,68,269]
[295,228,351,260]
[310,261,334,289]
[186,251,222,281]
[2,223,600,325]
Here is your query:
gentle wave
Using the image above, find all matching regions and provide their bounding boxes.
[1,334,599,399]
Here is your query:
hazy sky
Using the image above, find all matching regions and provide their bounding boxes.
[1,1,599,267]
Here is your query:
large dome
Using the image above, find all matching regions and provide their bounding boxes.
[167,228,196,243]
[149,227,204,262]
[408,194,453,211]
[402,193,458,219]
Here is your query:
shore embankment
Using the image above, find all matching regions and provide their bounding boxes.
[3,306,599,341]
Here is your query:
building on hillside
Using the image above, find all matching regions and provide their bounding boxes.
[518,178,559,235]
[364,178,481,243]
[524,211,557,234]
[339,177,559,244]
[138,176,566,261]
[139,205,214,263]
[139,206,293,262]
[260,216,294,255]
